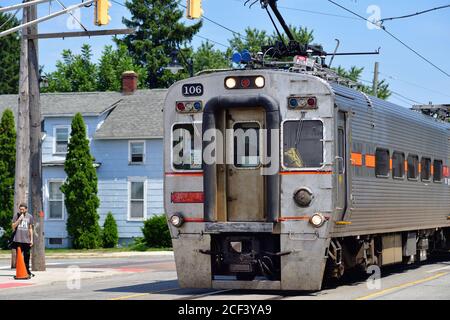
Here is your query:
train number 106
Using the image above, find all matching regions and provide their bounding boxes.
[182,83,203,97]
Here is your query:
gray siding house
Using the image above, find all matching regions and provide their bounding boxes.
[0,74,166,247]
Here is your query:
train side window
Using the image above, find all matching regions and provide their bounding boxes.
[392,152,405,179]
[172,123,202,170]
[283,120,323,169]
[433,160,443,182]
[407,154,419,180]
[421,157,431,181]
[375,149,390,177]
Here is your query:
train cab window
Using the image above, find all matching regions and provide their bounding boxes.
[433,160,443,182]
[421,157,431,181]
[375,149,390,177]
[172,123,202,170]
[392,152,405,179]
[407,155,419,180]
[233,122,260,168]
[283,120,323,168]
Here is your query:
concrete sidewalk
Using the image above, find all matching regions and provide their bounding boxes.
[0,250,173,260]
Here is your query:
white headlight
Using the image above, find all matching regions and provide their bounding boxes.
[254,76,265,88]
[310,213,325,228]
[170,214,184,227]
[225,77,237,89]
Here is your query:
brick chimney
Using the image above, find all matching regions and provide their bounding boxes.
[122,71,138,95]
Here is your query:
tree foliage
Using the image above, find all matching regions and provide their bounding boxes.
[0,12,20,94]
[61,113,101,249]
[116,0,202,88]
[0,109,16,249]
[334,66,391,100]
[102,212,119,248]
[192,41,230,73]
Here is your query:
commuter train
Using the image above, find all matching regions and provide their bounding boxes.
[163,63,450,290]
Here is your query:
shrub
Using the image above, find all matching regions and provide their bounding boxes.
[142,214,171,248]
[130,237,147,251]
[102,212,119,248]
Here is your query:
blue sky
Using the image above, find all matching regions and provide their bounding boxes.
[2,0,449,107]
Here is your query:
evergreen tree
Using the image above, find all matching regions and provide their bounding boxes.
[61,113,101,249]
[0,109,16,249]
[115,0,202,88]
[102,212,119,248]
[0,12,20,94]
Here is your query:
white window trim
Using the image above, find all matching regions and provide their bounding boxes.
[47,179,65,221]
[128,140,146,165]
[53,125,71,155]
[127,177,147,221]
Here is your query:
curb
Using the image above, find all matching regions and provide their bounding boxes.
[0,251,174,260]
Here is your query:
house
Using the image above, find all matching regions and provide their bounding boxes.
[0,72,166,248]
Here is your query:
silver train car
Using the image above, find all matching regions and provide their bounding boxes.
[163,68,450,291]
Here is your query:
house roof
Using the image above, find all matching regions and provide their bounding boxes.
[94,89,166,139]
[0,89,167,139]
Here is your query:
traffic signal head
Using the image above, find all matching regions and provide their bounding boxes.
[95,0,111,26]
[186,0,202,19]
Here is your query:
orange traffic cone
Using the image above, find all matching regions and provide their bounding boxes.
[14,247,29,280]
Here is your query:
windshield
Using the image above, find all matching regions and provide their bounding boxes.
[283,120,323,169]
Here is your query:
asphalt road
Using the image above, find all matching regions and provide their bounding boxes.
[0,254,449,300]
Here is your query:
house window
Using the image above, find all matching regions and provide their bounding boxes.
[433,160,443,182]
[48,181,64,220]
[375,149,390,177]
[421,157,431,181]
[129,180,145,220]
[54,126,70,154]
[407,155,419,180]
[392,151,405,179]
[49,238,63,245]
[129,141,145,164]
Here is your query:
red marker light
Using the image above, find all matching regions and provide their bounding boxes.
[176,102,185,111]
[241,78,251,88]
[307,97,316,107]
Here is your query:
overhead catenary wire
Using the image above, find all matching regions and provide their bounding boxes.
[0,9,20,31]
[380,4,450,24]
[327,0,450,78]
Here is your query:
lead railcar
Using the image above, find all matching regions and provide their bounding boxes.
[163,1,450,291]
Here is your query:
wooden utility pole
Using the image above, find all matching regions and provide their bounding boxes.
[29,2,46,271]
[12,5,30,269]
[372,61,379,98]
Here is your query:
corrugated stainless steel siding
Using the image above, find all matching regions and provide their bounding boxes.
[330,83,450,236]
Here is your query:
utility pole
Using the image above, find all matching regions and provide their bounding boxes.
[29,2,46,271]
[12,4,30,269]
[372,61,379,98]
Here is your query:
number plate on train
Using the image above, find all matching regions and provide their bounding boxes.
[182,83,203,97]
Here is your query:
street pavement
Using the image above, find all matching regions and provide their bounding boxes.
[0,252,449,300]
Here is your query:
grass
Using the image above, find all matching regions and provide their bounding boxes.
[0,247,172,255]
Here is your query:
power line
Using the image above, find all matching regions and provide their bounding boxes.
[194,34,228,48]
[278,5,360,20]
[381,4,450,24]
[379,72,450,99]
[0,9,20,31]
[110,0,126,8]
[327,0,450,78]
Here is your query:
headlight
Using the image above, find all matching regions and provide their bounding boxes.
[254,76,265,88]
[225,77,237,89]
[169,213,184,228]
[309,213,325,228]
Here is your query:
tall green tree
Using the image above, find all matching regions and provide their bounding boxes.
[44,44,97,92]
[61,113,101,249]
[334,65,391,99]
[270,25,314,45]
[228,27,271,54]
[192,41,229,73]
[97,44,147,91]
[116,0,202,88]
[0,12,20,94]
[0,109,16,249]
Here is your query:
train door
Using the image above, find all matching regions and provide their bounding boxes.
[336,111,347,217]
[225,107,266,222]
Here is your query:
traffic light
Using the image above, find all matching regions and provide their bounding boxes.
[186,0,202,19]
[94,0,111,26]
